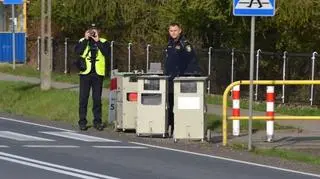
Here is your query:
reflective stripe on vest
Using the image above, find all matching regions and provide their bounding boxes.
[79,38,107,76]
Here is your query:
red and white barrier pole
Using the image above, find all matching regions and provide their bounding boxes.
[232,85,240,136]
[266,86,275,142]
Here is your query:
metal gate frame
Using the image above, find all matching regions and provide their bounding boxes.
[222,80,320,146]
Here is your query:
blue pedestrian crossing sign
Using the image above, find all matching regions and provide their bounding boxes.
[3,0,24,5]
[233,0,276,16]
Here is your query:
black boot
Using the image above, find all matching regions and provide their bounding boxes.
[79,125,88,131]
[94,123,104,131]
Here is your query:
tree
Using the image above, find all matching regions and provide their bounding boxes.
[27,0,320,60]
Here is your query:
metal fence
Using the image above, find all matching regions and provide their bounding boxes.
[28,37,320,105]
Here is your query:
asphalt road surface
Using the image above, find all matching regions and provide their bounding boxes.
[0,115,319,179]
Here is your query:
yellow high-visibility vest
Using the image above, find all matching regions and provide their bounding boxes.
[79,38,107,76]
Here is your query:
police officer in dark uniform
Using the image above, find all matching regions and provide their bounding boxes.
[75,24,110,131]
[164,23,201,136]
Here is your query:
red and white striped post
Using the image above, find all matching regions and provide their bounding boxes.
[266,86,275,142]
[232,85,240,136]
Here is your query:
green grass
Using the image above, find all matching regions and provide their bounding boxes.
[0,81,109,126]
[206,94,320,116]
[0,64,38,76]
[206,94,267,111]
[206,114,293,132]
[255,149,320,165]
[231,143,320,166]
[0,64,110,87]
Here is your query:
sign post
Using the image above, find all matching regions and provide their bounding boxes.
[233,0,276,151]
[3,0,23,70]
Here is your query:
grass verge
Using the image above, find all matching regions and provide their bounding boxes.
[206,114,293,132]
[0,64,110,87]
[207,94,320,116]
[0,81,109,126]
[231,143,320,166]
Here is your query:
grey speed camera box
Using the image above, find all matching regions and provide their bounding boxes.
[114,72,141,132]
[173,76,208,141]
[136,75,169,137]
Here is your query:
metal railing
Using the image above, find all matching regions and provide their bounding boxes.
[222,80,320,146]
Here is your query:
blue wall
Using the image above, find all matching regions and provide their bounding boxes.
[0,32,26,63]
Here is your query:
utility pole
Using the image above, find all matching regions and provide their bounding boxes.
[40,0,52,90]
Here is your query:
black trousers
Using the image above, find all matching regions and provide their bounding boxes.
[78,73,104,127]
[168,80,174,134]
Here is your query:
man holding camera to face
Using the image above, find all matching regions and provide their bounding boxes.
[75,24,110,131]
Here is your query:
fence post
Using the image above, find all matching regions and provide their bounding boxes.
[110,41,114,78]
[282,51,287,104]
[231,48,235,84]
[37,36,40,71]
[50,37,53,71]
[208,47,213,94]
[146,44,151,72]
[232,85,240,136]
[266,86,275,142]
[64,37,68,74]
[255,49,262,101]
[128,42,132,72]
[310,51,318,106]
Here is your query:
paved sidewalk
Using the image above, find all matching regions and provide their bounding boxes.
[0,72,110,97]
[1,72,320,149]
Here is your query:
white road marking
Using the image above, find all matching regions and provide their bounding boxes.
[0,156,100,179]
[93,146,148,149]
[130,142,320,178]
[3,115,318,177]
[40,131,120,142]
[0,131,54,141]
[0,116,73,132]
[23,145,79,148]
[0,151,120,179]
[0,145,9,148]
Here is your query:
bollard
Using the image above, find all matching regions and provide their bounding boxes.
[232,85,240,136]
[266,86,275,142]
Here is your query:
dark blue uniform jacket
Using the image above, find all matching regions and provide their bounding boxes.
[164,36,201,79]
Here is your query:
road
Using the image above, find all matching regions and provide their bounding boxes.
[0,115,319,179]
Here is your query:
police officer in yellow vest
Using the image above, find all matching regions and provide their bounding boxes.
[75,24,110,131]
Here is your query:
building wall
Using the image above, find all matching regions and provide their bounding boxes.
[0,1,25,32]
[0,1,27,63]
